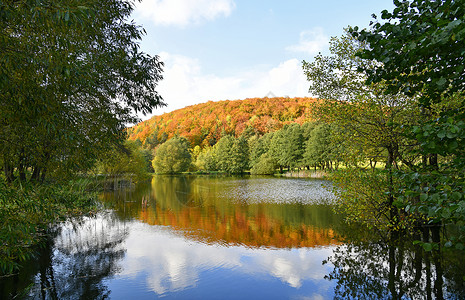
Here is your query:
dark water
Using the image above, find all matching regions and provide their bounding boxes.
[1,176,464,299]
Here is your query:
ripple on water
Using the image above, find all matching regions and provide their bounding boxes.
[215,177,335,204]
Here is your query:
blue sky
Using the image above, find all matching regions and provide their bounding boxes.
[132,0,395,118]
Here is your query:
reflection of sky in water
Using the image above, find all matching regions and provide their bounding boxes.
[22,176,338,299]
[213,178,334,204]
[104,219,335,299]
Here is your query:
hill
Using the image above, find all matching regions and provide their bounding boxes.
[127,97,317,149]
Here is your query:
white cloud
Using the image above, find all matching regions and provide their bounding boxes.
[135,0,236,27]
[286,28,329,56]
[149,52,309,117]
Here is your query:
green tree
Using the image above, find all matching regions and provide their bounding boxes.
[215,135,235,172]
[351,0,465,106]
[215,135,249,174]
[269,129,287,171]
[351,0,465,246]
[195,146,218,172]
[95,141,150,182]
[302,123,340,170]
[250,153,277,175]
[152,137,191,174]
[249,132,274,168]
[303,32,420,228]
[0,0,164,183]
[229,136,249,173]
[268,124,306,171]
[282,124,305,169]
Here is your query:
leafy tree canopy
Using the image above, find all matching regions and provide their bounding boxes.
[152,137,191,174]
[351,0,465,106]
[128,97,316,148]
[0,0,164,182]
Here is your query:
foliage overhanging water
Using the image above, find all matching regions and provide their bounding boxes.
[1,176,464,299]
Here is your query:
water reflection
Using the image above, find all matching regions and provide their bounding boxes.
[0,212,127,299]
[325,227,465,299]
[101,176,340,249]
[4,176,463,299]
[115,221,335,298]
[1,176,341,299]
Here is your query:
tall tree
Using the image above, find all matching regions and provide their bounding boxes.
[351,0,465,245]
[282,124,305,169]
[215,135,249,174]
[302,123,339,170]
[303,32,420,228]
[0,0,164,182]
[229,136,249,174]
[152,137,191,174]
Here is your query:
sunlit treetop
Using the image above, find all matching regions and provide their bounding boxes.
[128,97,317,148]
[351,0,465,106]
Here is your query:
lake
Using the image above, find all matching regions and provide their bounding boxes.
[1,176,464,299]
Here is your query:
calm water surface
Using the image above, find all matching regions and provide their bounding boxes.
[1,176,464,299]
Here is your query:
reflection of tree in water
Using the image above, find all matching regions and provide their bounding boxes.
[27,212,127,299]
[100,176,342,249]
[326,226,465,299]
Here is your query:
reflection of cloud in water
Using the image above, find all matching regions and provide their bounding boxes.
[294,295,325,300]
[119,221,334,295]
[121,223,243,295]
[241,247,333,288]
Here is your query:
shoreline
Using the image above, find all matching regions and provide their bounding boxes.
[280,170,327,179]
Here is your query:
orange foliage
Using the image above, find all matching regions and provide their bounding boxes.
[127,97,318,147]
[138,204,340,249]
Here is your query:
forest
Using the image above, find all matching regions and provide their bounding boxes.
[127,100,338,175]
[1,0,464,282]
[125,97,338,175]
[127,97,316,148]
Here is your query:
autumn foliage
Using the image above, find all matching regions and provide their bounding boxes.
[138,205,339,249]
[127,97,318,148]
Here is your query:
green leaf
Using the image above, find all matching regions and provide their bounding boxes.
[422,243,433,251]
[420,193,428,202]
[441,209,451,219]
[451,192,462,201]
[456,243,464,250]
[446,131,456,139]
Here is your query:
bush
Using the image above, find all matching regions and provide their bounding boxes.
[0,180,97,274]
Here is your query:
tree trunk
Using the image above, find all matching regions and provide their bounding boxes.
[40,168,47,183]
[4,161,15,183]
[386,147,399,224]
[429,154,438,170]
[31,166,41,182]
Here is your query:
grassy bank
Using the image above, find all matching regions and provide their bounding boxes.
[0,179,99,275]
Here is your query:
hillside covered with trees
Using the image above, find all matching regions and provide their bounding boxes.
[127,97,316,149]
